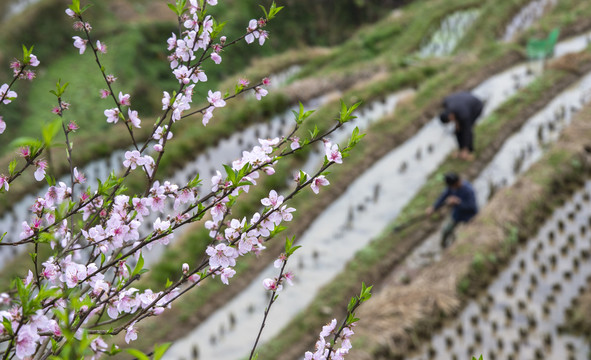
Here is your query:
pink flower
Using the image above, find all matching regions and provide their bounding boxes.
[28,54,40,67]
[325,142,343,164]
[161,91,171,109]
[207,90,226,107]
[202,106,214,126]
[277,205,295,222]
[0,116,5,134]
[16,325,40,359]
[320,319,337,337]
[21,70,36,81]
[211,52,222,64]
[290,137,300,150]
[96,40,107,54]
[0,84,17,104]
[284,271,295,286]
[207,0,218,5]
[91,337,108,353]
[206,243,237,268]
[261,190,283,209]
[245,19,259,44]
[73,167,86,184]
[258,30,269,46]
[263,278,282,292]
[167,33,177,51]
[220,267,235,285]
[128,109,141,128]
[262,77,271,86]
[173,65,191,84]
[67,122,79,132]
[100,89,110,98]
[310,175,329,194]
[239,78,249,87]
[224,218,244,242]
[254,86,268,101]
[123,150,146,170]
[274,253,287,268]
[63,262,87,288]
[125,325,138,344]
[118,92,131,106]
[153,217,171,234]
[65,8,76,17]
[72,36,87,54]
[106,74,117,83]
[104,108,120,124]
[0,176,8,191]
[19,146,30,158]
[34,160,48,181]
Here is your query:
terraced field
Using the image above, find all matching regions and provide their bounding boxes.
[3,0,591,360]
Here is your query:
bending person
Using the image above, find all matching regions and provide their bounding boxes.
[426,172,478,248]
[440,91,484,161]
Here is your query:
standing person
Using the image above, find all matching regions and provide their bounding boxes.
[440,91,484,161]
[425,172,478,248]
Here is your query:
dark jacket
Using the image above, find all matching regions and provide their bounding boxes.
[443,92,484,151]
[433,180,478,223]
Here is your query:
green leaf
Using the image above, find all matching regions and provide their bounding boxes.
[153,343,172,360]
[69,0,81,14]
[285,236,301,256]
[347,297,356,313]
[269,225,286,238]
[259,4,268,19]
[42,118,62,147]
[211,20,227,39]
[22,45,34,64]
[339,100,362,123]
[125,349,150,360]
[8,159,17,175]
[80,3,93,13]
[188,174,202,187]
[132,253,145,277]
[223,164,238,186]
[1,317,13,335]
[308,125,319,139]
[267,1,284,20]
[346,313,360,325]
[10,137,42,150]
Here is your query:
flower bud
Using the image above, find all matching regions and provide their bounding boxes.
[220,36,227,44]
[182,263,189,275]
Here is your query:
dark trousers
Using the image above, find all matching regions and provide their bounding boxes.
[441,217,459,248]
[454,103,483,153]
[455,130,474,152]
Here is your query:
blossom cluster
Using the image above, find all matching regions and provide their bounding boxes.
[305,319,356,360]
[0,51,40,135]
[0,0,363,358]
